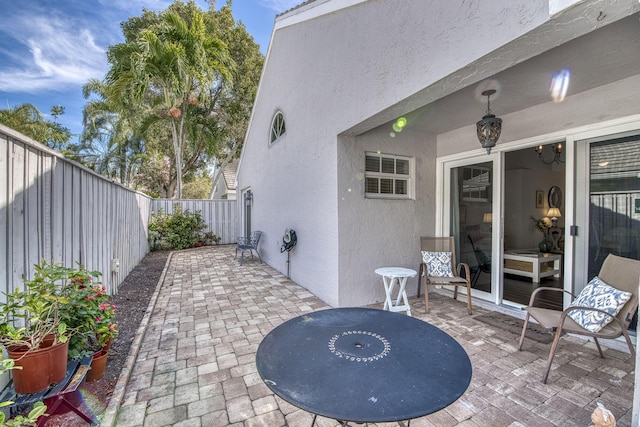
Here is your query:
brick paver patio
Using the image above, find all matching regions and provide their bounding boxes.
[106,245,635,426]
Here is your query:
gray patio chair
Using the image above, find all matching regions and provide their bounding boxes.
[235,231,262,265]
[518,254,639,383]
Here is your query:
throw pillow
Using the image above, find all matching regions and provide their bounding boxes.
[421,251,454,277]
[567,276,632,333]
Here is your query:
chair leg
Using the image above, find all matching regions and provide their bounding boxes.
[471,268,480,286]
[255,249,262,263]
[593,338,605,358]
[417,264,424,298]
[518,313,530,351]
[424,283,430,314]
[466,284,472,315]
[542,328,563,384]
[622,329,636,360]
[453,285,459,301]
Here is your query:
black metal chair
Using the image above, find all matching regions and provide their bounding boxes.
[468,234,491,286]
[235,231,262,265]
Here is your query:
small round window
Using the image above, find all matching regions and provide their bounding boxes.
[270,111,286,144]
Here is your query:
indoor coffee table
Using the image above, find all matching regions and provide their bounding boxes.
[256,307,472,426]
[503,251,561,283]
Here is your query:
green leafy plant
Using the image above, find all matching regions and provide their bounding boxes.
[58,266,118,359]
[203,231,221,246]
[148,205,209,250]
[0,260,70,351]
[530,215,550,235]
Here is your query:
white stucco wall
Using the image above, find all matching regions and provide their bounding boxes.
[238,0,557,307]
[337,127,437,306]
[437,74,640,157]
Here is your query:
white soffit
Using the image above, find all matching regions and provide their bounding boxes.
[275,0,368,31]
[549,0,581,16]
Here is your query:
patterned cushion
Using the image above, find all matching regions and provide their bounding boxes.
[421,251,454,278]
[567,276,632,333]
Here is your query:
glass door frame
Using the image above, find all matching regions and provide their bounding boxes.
[439,152,503,306]
[574,128,640,300]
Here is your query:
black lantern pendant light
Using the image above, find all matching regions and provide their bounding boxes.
[476,89,502,154]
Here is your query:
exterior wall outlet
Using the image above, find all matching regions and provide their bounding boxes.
[111,259,120,273]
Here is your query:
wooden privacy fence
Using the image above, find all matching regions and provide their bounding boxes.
[0,124,151,297]
[1,124,241,300]
[150,199,238,245]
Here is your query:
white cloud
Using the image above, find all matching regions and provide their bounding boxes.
[0,15,108,93]
[259,0,305,13]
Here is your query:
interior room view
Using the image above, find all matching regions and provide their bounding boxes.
[454,135,640,321]
[455,143,566,309]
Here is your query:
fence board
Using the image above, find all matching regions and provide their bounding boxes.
[150,199,238,245]
[0,125,150,298]
[1,124,239,300]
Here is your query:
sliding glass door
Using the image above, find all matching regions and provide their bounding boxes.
[444,155,501,303]
[576,133,640,283]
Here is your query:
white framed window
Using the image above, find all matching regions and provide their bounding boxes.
[364,152,414,199]
[269,111,286,144]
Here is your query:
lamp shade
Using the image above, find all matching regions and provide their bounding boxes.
[546,207,561,219]
[483,213,492,223]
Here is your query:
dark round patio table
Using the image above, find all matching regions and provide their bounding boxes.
[256,307,472,425]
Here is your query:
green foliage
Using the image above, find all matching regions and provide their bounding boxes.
[182,173,213,199]
[0,357,47,425]
[0,260,73,350]
[83,0,264,198]
[530,215,550,234]
[0,103,71,151]
[58,267,118,360]
[148,205,219,250]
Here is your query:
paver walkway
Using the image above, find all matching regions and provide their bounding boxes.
[108,246,635,426]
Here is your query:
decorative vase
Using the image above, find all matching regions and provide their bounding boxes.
[7,335,69,394]
[538,239,552,253]
[86,349,108,382]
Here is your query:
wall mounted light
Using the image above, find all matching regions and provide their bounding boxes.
[476,89,502,155]
[534,144,564,165]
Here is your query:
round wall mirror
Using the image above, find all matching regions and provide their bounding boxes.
[548,186,562,208]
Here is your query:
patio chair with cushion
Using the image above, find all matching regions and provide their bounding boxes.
[417,236,472,315]
[518,254,639,383]
[235,231,262,265]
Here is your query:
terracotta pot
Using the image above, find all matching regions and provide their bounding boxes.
[86,349,108,382]
[101,336,113,351]
[7,336,69,394]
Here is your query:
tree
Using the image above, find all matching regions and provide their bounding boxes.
[204,4,264,194]
[0,103,71,151]
[104,0,234,198]
[77,79,145,185]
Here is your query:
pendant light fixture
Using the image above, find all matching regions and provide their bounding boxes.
[476,89,502,154]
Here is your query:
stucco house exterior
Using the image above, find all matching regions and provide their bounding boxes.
[237,0,640,416]
[237,0,640,308]
[210,159,238,200]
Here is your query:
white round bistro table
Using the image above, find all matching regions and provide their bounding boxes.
[375,267,417,316]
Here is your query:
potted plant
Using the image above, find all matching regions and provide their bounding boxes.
[530,215,552,252]
[0,357,47,425]
[0,260,70,394]
[58,267,117,381]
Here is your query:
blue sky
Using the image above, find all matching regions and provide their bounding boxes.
[0,0,300,139]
